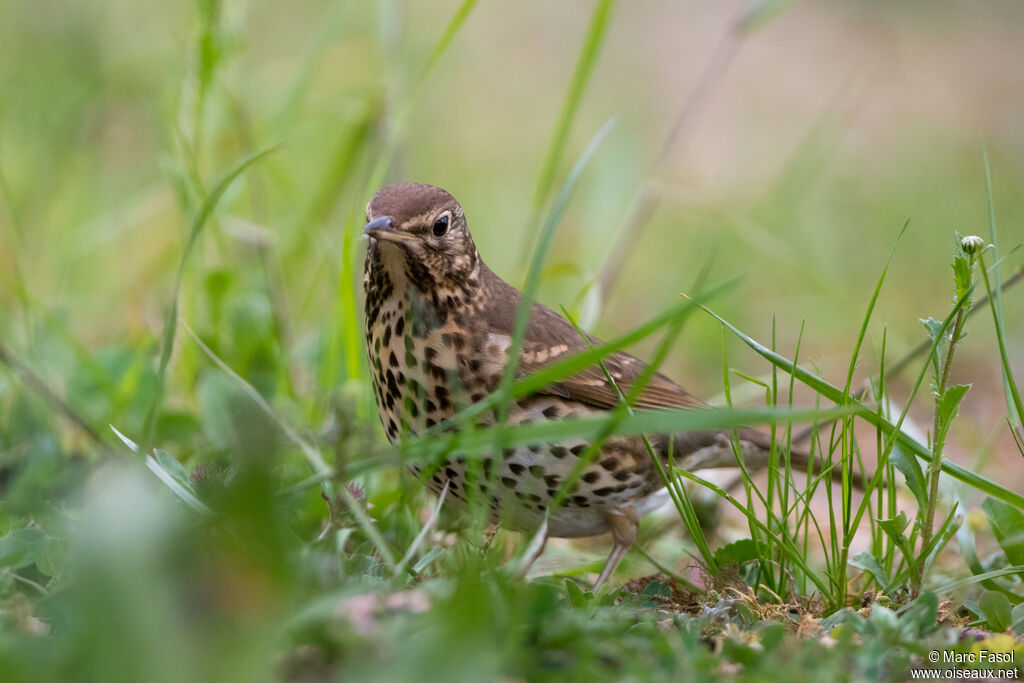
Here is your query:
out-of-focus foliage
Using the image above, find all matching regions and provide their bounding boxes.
[1,1,1023,681]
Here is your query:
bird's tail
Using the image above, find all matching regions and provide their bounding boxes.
[672,427,868,489]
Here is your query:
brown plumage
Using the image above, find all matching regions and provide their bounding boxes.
[362,182,823,589]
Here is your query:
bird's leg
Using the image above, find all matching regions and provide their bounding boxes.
[518,531,548,579]
[511,516,549,580]
[593,505,639,591]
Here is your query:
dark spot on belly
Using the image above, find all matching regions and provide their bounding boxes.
[582,472,599,484]
[404,396,419,418]
[508,463,524,475]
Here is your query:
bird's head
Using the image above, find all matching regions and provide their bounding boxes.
[364,183,479,287]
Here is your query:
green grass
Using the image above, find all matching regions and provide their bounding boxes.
[2,1,1024,681]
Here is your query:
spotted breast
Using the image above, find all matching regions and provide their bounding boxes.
[361,183,818,588]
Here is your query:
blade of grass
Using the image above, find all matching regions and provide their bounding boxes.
[833,221,907,603]
[403,405,856,465]
[395,481,449,579]
[497,117,617,409]
[183,322,331,481]
[672,465,832,596]
[183,325,405,568]
[521,0,617,269]
[421,276,742,451]
[790,266,1024,447]
[560,303,718,570]
[109,425,213,516]
[141,145,279,451]
[0,339,106,446]
[331,0,481,395]
[597,0,792,298]
[690,295,1024,511]
[981,145,1020,428]
[931,567,1024,595]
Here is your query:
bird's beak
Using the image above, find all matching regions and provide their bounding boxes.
[364,216,416,242]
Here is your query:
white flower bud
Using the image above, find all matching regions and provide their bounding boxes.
[961,235,985,254]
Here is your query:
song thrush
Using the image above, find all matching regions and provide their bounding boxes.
[363,183,819,588]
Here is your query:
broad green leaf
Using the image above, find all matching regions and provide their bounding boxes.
[145,454,212,517]
[956,509,1022,604]
[1012,603,1024,634]
[35,536,65,577]
[877,512,909,542]
[919,317,945,345]
[979,590,1013,632]
[982,498,1024,566]
[565,578,590,608]
[850,551,891,590]
[411,547,445,574]
[820,607,863,632]
[952,231,973,302]
[713,538,759,567]
[900,591,939,638]
[935,384,970,445]
[868,603,898,631]
[154,449,192,490]
[0,528,48,569]
[890,445,927,506]
[932,567,1024,594]
[756,623,788,654]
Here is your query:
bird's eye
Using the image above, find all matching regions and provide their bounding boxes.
[432,214,450,237]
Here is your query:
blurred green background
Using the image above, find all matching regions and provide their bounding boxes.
[2,0,1021,426]
[1,0,1023,680]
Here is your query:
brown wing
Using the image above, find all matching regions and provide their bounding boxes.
[480,266,704,411]
[476,268,864,486]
